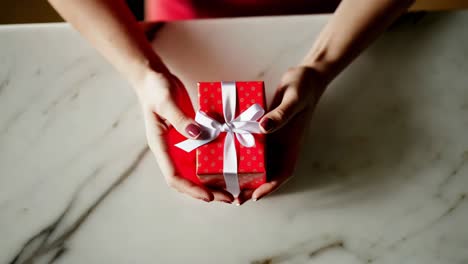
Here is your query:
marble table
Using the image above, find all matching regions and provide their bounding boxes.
[1,11,468,264]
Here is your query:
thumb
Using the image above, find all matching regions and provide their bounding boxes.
[157,98,202,139]
[259,89,302,134]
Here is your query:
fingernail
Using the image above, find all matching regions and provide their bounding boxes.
[222,200,232,204]
[202,198,211,202]
[186,124,201,138]
[252,197,258,201]
[260,118,274,132]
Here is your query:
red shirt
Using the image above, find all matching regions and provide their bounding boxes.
[146,0,340,21]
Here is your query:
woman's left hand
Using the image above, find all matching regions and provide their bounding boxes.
[259,66,328,134]
[236,66,328,204]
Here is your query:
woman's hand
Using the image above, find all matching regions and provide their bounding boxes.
[239,0,414,203]
[137,71,235,203]
[259,66,327,134]
[237,66,328,203]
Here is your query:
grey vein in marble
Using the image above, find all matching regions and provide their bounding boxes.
[9,147,149,264]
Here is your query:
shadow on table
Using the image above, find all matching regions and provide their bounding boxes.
[270,12,459,206]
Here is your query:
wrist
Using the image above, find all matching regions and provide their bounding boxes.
[300,34,343,85]
[128,56,170,90]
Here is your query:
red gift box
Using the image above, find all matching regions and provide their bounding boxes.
[196,81,267,190]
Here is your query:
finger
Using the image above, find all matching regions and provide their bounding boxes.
[252,181,280,201]
[168,175,214,202]
[153,76,200,139]
[259,88,303,134]
[267,84,286,111]
[235,189,254,206]
[212,190,235,203]
[157,97,202,139]
[170,75,196,115]
[142,108,213,202]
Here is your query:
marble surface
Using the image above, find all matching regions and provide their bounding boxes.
[1,11,468,264]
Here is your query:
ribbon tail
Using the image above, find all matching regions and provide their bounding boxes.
[175,138,214,152]
[223,131,240,197]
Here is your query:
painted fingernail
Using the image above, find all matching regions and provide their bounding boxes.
[260,118,274,132]
[222,200,232,204]
[186,124,201,138]
[202,198,211,202]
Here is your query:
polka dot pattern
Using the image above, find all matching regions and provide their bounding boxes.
[196,81,267,190]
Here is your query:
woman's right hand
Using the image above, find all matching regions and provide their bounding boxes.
[136,71,235,203]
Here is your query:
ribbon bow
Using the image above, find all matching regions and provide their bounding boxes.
[175,82,264,197]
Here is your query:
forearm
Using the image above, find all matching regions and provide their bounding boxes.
[48,0,167,87]
[302,0,414,84]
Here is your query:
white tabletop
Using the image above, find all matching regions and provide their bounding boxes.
[1,12,468,263]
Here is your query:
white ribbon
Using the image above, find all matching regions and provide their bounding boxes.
[175,82,264,197]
